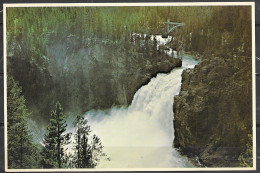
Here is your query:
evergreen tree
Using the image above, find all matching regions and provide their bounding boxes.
[89,134,107,168]
[73,115,91,168]
[73,115,108,168]
[7,76,40,168]
[41,102,71,168]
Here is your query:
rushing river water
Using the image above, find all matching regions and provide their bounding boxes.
[74,54,199,168]
[63,35,199,168]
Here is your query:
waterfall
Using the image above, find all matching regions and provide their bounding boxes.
[80,55,199,168]
[64,35,200,168]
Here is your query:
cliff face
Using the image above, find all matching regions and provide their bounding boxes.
[8,34,181,122]
[173,56,252,167]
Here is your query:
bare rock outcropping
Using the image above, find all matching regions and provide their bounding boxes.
[173,56,252,167]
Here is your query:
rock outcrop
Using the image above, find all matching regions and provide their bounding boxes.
[173,56,252,167]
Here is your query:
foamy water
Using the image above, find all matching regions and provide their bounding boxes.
[68,55,199,168]
[64,35,199,168]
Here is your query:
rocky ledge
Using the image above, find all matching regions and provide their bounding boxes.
[173,56,252,167]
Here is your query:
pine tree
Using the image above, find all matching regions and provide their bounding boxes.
[7,76,40,168]
[73,115,92,168]
[89,134,107,168]
[41,102,71,168]
[73,115,108,168]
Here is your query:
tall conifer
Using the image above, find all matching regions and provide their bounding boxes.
[7,76,40,168]
[41,102,71,168]
[73,115,108,168]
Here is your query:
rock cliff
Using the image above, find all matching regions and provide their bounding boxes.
[173,56,252,167]
[8,34,182,122]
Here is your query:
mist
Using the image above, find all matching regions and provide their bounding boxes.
[66,56,198,168]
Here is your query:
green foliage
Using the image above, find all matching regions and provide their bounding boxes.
[6,6,251,58]
[41,102,71,168]
[239,134,253,167]
[73,115,92,168]
[72,115,108,168]
[171,6,251,57]
[7,76,41,168]
[6,6,252,124]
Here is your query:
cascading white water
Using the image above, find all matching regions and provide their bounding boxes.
[64,35,199,168]
[80,54,199,168]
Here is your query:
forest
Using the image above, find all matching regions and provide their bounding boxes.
[6,6,252,168]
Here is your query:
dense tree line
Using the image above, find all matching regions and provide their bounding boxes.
[170,6,251,58]
[6,6,251,123]
[6,6,251,56]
